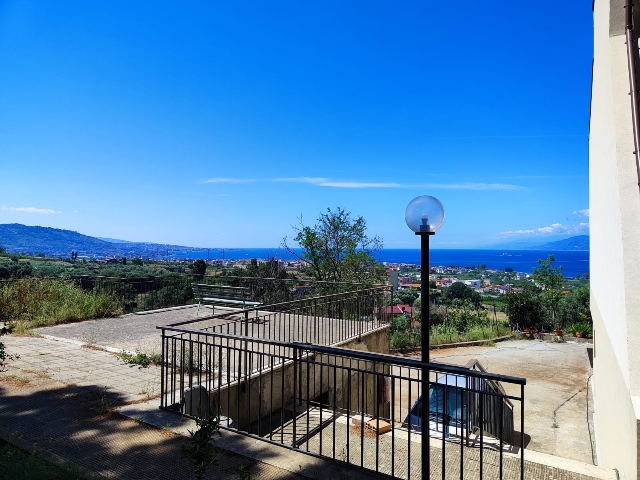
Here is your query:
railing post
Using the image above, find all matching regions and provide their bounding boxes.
[160,328,165,408]
[244,310,249,380]
[521,383,525,480]
[292,345,298,447]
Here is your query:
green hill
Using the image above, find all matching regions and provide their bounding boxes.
[0,224,199,258]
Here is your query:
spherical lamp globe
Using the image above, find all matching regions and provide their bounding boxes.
[405,195,445,233]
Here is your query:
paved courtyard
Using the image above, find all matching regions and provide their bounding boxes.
[427,339,595,465]
[0,307,615,479]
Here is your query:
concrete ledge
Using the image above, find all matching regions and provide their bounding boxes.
[522,448,617,480]
[391,334,513,354]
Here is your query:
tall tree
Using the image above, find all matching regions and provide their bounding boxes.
[282,207,385,284]
[533,254,564,329]
[191,259,207,279]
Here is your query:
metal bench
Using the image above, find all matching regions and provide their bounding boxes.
[191,283,262,317]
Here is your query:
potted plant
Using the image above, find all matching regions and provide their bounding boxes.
[568,323,592,339]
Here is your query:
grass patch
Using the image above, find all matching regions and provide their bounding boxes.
[116,350,162,368]
[0,374,31,386]
[24,369,51,379]
[88,388,117,417]
[0,279,122,329]
[430,323,512,346]
[390,323,512,351]
[0,438,88,479]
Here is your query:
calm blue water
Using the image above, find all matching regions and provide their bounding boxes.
[167,248,589,277]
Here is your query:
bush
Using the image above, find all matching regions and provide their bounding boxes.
[0,279,122,328]
[0,321,18,371]
[390,329,421,350]
[568,323,592,338]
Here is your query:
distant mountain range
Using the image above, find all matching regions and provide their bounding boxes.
[529,235,589,251]
[0,223,590,259]
[0,224,201,258]
[487,235,589,251]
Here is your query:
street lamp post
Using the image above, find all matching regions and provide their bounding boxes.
[405,195,445,480]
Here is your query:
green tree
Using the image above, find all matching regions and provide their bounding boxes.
[532,254,564,329]
[505,285,544,331]
[392,289,419,306]
[224,257,293,305]
[282,207,385,284]
[443,282,481,307]
[532,254,564,289]
[191,259,207,279]
[557,284,591,327]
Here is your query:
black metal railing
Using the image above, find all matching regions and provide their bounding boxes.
[72,274,198,312]
[158,325,526,479]
[169,286,392,346]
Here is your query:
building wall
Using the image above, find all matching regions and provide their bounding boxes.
[591,298,638,477]
[590,0,640,476]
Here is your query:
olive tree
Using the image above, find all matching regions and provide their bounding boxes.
[282,207,385,284]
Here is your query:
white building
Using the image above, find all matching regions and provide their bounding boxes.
[590,0,640,476]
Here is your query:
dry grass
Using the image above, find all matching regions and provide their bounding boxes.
[23,369,51,379]
[0,279,122,329]
[0,373,31,386]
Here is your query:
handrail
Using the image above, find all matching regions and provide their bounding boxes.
[158,324,527,386]
[625,0,640,189]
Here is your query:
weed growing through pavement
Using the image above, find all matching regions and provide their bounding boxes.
[138,381,157,397]
[83,326,100,348]
[89,388,115,416]
[238,464,253,480]
[117,350,162,368]
[181,409,221,480]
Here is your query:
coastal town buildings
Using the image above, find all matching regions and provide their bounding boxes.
[589,0,640,476]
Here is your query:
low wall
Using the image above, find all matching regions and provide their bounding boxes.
[212,325,391,429]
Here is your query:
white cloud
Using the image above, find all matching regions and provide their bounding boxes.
[501,221,589,236]
[573,209,589,217]
[318,181,403,188]
[210,177,524,190]
[422,182,522,191]
[1,205,61,214]
[201,178,255,184]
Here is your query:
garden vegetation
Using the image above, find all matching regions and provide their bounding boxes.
[0,279,122,331]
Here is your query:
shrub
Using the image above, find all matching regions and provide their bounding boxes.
[390,329,420,350]
[568,323,592,338]
[181,414,221,480]
[0,321,18,371]
[0,279,122,328]
[117,350,162,368]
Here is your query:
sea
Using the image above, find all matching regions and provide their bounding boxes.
[166,248,589,278]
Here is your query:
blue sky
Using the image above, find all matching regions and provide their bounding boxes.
[0,1,592,249]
